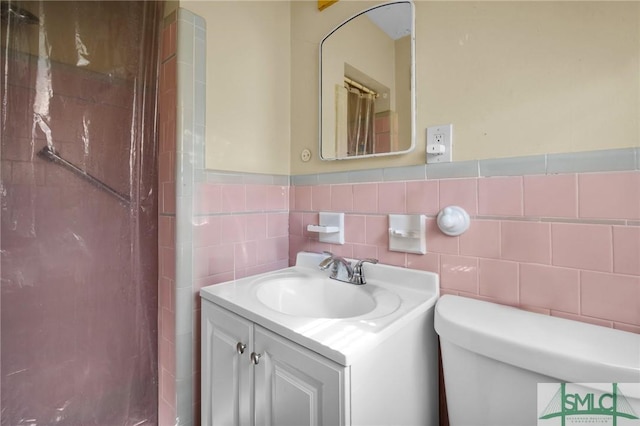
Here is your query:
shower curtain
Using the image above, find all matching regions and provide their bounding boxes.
[347,87,376,156]
[1,1,160,424]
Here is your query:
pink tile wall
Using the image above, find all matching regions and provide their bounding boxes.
[158,15,177,426]
[193,182,290,293]
[289,171,640,333]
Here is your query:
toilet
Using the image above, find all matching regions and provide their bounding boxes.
[435,295,640,426]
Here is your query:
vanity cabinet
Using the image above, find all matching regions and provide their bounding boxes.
[200,252,440,426]
[201,301,347,426]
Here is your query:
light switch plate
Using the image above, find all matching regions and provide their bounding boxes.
[426,124,453,164]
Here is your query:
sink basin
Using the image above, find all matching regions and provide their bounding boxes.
[255,273,377,318]
[200,252,439,365]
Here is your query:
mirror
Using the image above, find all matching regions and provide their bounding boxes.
[320,1,415,160]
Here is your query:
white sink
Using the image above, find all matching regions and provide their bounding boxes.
[200,252,439,365]
[253,271,400,319]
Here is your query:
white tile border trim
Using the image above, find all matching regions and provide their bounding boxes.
[291,148,640,185]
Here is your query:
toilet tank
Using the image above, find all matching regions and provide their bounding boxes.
[435,295,640,426]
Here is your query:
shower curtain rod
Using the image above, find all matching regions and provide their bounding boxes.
[344,76,379,98]
[37,146,131,204]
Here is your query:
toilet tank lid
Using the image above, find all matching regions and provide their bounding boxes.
[434,295,640,383]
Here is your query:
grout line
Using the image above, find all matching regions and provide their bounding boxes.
[609,225,615,274]
[578,270,583,315]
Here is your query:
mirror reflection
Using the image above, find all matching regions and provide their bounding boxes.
[320,1,415,160]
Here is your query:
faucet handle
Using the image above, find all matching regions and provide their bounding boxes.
[352,258,378,285]
[318,251,335,270]
[354,258,378,269]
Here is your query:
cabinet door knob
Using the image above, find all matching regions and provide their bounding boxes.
[236,342,246,355]
[250,352,262,365]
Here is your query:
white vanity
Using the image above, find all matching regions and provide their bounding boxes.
[200,252,440,426]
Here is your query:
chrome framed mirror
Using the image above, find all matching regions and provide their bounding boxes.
[319,1,415,160]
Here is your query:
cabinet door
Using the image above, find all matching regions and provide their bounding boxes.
[253,326,347,426]
[201,302,254,426]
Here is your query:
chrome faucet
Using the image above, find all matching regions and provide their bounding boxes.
[318,251,378,285]
[318,251,353,282]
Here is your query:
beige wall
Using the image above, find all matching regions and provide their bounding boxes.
[178,1,639,175]
[291,1,640,174]
[422,1,640,162]
[181,1,291,175]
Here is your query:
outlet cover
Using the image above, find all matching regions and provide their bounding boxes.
[426,124,453,164]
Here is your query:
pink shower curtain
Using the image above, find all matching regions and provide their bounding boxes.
[1,1,160,424]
